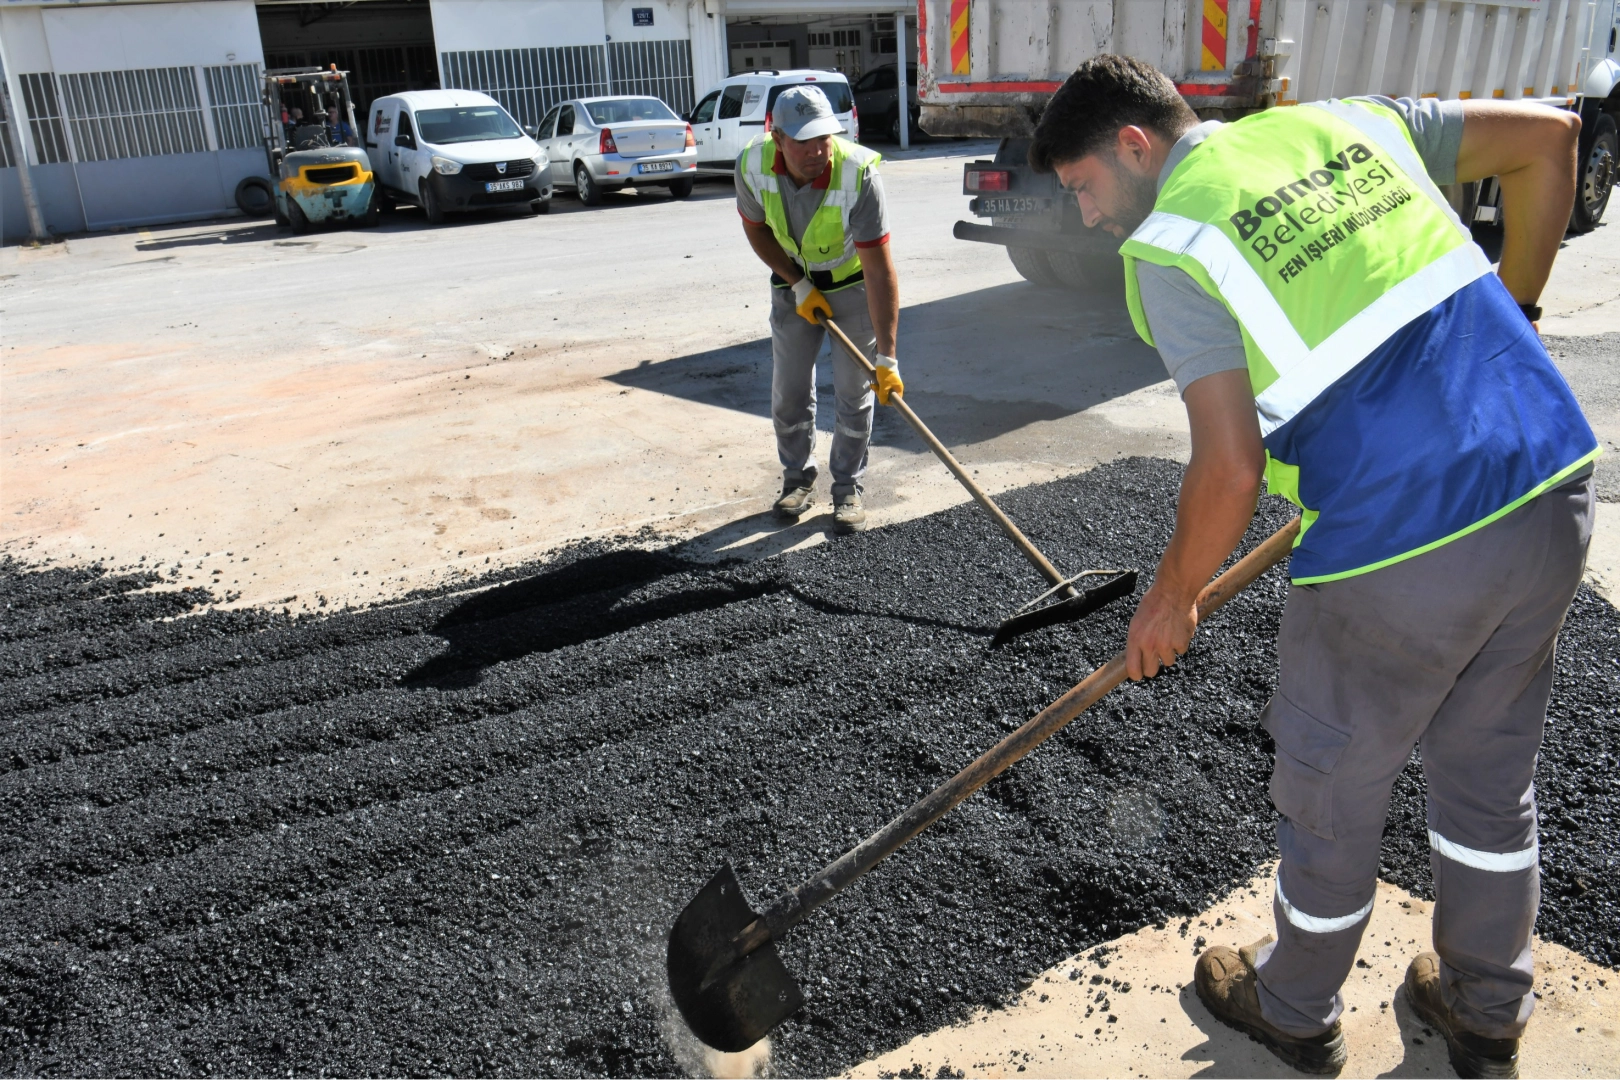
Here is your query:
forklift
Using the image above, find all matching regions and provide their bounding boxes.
[261,66,378,231]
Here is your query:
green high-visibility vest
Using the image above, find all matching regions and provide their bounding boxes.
[739,134,880,289]
[1120,99,1598,583]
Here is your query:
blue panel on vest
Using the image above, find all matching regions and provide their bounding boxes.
[1265,274,1597,581]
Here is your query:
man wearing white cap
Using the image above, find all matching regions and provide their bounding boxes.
[736,84,901,533]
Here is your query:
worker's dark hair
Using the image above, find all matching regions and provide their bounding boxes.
[1028,55,1197,173]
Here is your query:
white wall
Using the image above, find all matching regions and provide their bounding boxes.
[687,0,728,92]
[604,0,691,41]
[0,6,53,72]
[40,0,262,73]
[430,0,607,52]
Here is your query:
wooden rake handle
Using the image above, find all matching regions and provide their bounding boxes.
[818,313,1069,590]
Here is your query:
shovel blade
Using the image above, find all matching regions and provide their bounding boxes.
[667,862,805,1053]
[992,569,1138,647]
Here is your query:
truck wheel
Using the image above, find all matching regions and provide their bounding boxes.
[1570,112,1617,234]
[362,191,381,228]
[1005,245,1064,288]
[420,181,446,224]
[1046,249,1125,297]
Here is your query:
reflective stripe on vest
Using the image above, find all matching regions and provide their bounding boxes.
[739,135,879,283]
[1123,100,1492,437]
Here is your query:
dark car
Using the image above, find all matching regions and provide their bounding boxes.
[852,64,919,144]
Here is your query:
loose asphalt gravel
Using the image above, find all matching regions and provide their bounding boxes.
[2,458,1615,1077]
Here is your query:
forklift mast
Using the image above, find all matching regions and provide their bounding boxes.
[260,67,359,178]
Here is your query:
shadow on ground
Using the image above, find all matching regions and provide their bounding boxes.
[607,280,1164,453]
[399,544,774,689]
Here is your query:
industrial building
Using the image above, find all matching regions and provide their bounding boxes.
[0,0,916,241]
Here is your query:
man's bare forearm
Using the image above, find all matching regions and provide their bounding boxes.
[741,218,803,285]
[1455,101,1580,305]
[1155,453,1264,605]
[1124,370,1265,680]
[861,242,899,356]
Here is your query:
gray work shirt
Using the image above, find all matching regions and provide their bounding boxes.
[735,139,891,265]
[1138,97,1465,396]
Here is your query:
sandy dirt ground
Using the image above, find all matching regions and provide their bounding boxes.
[851,869,1619,1079]
[5,140,1618,1077]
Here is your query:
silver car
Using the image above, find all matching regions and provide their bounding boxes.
[535,95,698,205]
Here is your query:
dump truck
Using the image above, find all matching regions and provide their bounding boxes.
[917,0,1620,290]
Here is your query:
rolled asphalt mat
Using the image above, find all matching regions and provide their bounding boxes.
[2,458,1615,1077]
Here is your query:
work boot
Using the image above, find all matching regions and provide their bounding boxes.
[1405,952,1520,1079]
[773,482,815,520]
[1194,936,1347,1076]
[832,491,867,534]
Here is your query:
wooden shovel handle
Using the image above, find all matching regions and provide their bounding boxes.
[739,514,1302,949]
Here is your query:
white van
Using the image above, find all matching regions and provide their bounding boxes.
[366,90,552,223]
[687,70,858,175]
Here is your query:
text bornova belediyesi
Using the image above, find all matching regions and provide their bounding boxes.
[1227,141,1416,283]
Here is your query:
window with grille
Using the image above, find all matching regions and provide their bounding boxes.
[440,40,694,127]
[439,46,609,128]
[808,32,831,47]
[833,30,861,46]
[0,83,14,168]
[205,63,263,150]
[19,73,71,164]
[57,67,208,162]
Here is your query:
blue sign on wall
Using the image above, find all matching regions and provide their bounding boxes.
[632,7,653,26]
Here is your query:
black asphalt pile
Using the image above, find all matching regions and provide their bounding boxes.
[2,457,1616,1077]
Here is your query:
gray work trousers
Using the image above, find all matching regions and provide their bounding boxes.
[769,281,876,498]
[1253,473,1594,1041]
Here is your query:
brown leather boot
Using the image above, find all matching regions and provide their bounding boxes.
[1405,952,1521,1079]
[1194,936,1347,1075]
[772,482,815,519]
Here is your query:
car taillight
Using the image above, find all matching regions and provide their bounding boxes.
[684,123,695,148]
[599,128,618,154]
[965,168,1011,192]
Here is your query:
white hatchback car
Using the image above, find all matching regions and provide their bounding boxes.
[535,95,698,205]
[688,70,858,175]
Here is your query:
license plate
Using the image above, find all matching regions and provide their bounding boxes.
[638,161,676,174]
[485,179,524,192]
[976,196,1051,216]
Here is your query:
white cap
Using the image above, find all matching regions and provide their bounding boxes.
[772,85,843,141]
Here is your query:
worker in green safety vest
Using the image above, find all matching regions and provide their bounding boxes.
[1028,55,1597,1079]
[736,85,902,534]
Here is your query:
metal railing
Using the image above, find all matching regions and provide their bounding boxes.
[609,40,695,117]
[18,73,70,165]
[204,62,263,151]
[441,39,695,127]
[58,66,207,162]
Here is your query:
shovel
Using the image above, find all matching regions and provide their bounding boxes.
[816,315,1136,645]
[666,515,1301,1052]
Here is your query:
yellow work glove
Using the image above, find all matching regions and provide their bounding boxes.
[791,276,833,324]
[872,353,903,405]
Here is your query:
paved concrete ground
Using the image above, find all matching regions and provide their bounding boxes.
[5,140,1618,1077]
